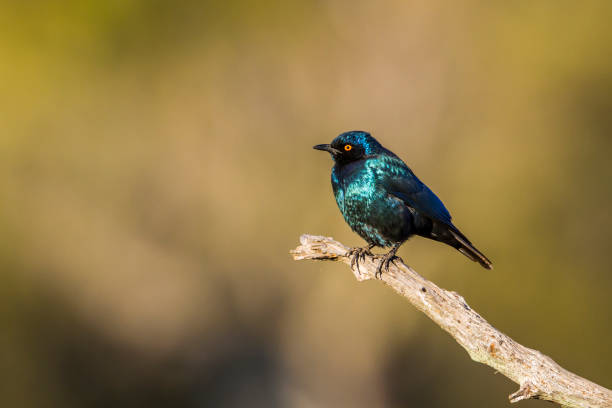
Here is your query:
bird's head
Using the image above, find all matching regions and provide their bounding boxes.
[313,131,383,164]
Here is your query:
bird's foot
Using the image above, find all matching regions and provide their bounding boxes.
[347,245,375,274]
[375,245,403,279]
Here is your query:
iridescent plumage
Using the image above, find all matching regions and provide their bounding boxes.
[314,130,492,275]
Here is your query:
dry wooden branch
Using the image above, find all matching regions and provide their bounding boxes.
[290,234,612,408]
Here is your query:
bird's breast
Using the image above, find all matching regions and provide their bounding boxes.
[333,161,413,246]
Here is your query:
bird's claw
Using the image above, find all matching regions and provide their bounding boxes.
[375,253,403,279]
[347,246,374,274]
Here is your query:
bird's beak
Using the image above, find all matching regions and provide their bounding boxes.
[313,144,341,155]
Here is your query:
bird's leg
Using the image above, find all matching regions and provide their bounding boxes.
[375,242,403,279]
[347,243,376,274]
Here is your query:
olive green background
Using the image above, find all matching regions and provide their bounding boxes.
[1,1,611,407]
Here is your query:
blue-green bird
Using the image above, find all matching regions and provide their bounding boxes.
[314,130,492,276]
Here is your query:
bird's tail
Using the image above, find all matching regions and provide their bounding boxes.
[428,222,492,269]
[447,227,492,270]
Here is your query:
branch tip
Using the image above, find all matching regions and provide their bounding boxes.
[509,382,538,403]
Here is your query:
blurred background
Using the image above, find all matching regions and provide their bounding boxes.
[1,1,611,407]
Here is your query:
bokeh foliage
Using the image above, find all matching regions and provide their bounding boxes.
[1,1,611,407]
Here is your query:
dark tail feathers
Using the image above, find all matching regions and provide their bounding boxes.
[427,221,493,269]
[448,227,492,269]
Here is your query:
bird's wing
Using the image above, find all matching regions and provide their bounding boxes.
[380,156,452,224]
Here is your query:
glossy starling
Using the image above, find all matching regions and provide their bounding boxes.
[314,130,492,277]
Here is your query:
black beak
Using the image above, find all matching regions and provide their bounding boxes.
[313,144,341,155]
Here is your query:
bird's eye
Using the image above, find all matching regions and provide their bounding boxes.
[344,144,352,151]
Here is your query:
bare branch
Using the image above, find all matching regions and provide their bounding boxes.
[291,234,612,408]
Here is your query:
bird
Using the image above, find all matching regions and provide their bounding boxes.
[314,130,492,277]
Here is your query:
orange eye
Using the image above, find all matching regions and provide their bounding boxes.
[344,144,352,151]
